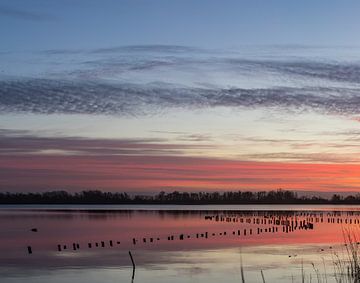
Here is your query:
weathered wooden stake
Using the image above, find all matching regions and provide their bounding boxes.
[129,251,136,281]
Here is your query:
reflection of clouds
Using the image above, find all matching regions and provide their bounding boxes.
[0,246,344,282]
[0,249,215,273]
[176,266,210,276]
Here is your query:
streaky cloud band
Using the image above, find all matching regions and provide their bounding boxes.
[1,78,360,116]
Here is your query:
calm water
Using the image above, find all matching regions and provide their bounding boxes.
[1,205,360,283]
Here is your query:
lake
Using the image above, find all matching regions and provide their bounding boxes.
[1,205,360,283]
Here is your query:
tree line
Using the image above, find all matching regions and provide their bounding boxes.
[0,189,359,204]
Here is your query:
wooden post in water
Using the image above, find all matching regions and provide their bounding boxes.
[129,251,136,281]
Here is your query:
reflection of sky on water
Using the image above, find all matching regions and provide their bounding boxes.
[1,206,360,282]
[0,246,349,283]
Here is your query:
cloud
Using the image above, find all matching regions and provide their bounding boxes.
[2,45,360,117]
[2,130,360,165]
[176,134,213,142]
[1,131,360,191]
[0,131,213,157]
[38,45,203,56]
[37,45,360,85]
[225,58,360,84]
[275,61,360,84]
[239,152,360,164]
[1,78,360,116]
[91,45,202,54]
[0,5,56,22]
[2,145,360,192]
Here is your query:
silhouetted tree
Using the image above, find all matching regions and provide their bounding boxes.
[0,189,358,205]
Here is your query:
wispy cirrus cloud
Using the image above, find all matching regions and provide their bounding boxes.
[91,44,202,54]
[39,45,203,55]
[1,130,360,163]
[0,131,213,157]
[238,152,360,164]
[0,5,56,22]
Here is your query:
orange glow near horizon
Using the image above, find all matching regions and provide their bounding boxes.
[1,154,360,193]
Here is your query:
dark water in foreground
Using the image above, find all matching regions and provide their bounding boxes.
[1,205,360,283]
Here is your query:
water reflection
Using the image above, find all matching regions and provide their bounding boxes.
[1,206,360,282]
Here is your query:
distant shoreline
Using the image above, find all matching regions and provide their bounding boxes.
[1,189,360,205]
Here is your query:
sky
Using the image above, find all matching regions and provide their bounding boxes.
[1,0,360,193]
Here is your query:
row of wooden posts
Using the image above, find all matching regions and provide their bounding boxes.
[208,213,360,224]
[27,221,314,255]
[205,215,314,229]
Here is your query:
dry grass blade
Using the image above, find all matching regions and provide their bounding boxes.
[261,270,266,283]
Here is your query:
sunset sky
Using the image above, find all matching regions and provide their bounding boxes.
[1,0,360,193]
